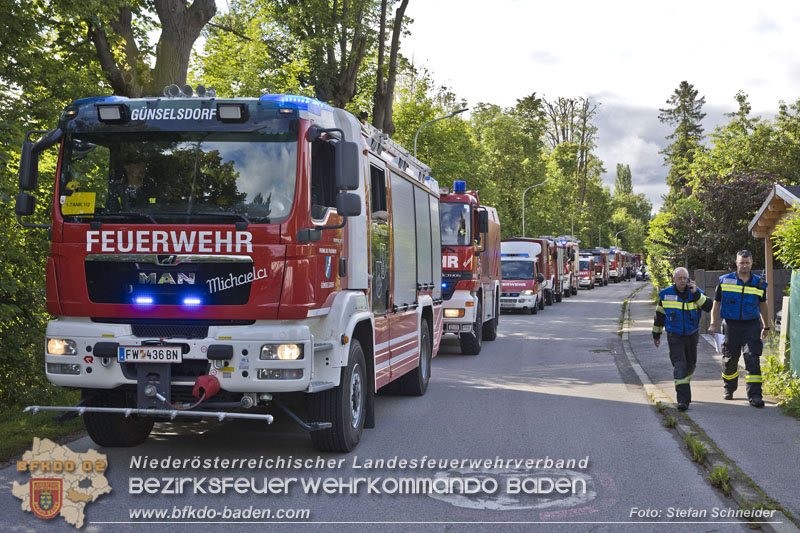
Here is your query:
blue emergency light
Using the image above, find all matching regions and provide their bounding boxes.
[453,181,467,193]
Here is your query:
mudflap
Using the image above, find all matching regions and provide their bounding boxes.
[137,363,171,409]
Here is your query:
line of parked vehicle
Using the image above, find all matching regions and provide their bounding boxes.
[499,237,642,314]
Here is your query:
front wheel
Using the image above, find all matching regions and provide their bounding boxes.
[309,340,367,452]
[483,295,499,341]
[545,289,553,306]
[538,292,545,310]
[460,299,483,355]
[83,389,154,447]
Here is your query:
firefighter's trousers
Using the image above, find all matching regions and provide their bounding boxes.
[667,331,698,404]
[722,319,763,399]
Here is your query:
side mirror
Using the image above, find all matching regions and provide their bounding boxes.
[19,128,63,191]
[336,192,361,217]
[537,272,545,283]
[477,210,489,233]
[19,140,37,190]
[335,141,360,191]
[15,192,35,216]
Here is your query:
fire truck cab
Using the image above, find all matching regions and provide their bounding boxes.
[500,239,545,314]
[15,91,444,452]
[440,181,501,355]
[578,254,596,289]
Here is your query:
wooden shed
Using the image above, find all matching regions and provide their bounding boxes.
[747,184,800,327]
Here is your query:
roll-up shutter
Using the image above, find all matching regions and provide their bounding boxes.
[390,173,417,307]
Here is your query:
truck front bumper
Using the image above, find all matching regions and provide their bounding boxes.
[44,318,323,394]
[500,294,537,311]
[442,290,477,333]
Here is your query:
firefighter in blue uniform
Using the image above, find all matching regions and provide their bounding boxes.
[708,250,772,407]
[653,267,713,411]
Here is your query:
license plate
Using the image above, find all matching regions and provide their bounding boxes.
[117,346,182,363]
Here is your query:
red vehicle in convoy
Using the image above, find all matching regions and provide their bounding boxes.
[608,249,624,282]
[15,91,445,452]
[500,239,545,314]
[578,255,596,289]
[582,248,609,286]
[440,181,501,355]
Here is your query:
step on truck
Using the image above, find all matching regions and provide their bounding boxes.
[439,181,501,355]
[500,239,545,314]
[15,89,444,452]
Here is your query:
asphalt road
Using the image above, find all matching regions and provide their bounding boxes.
[1,280,748,532]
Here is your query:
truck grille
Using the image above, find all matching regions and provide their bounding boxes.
[132,324,208,339]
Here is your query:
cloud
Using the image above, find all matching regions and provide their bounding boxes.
[751,14,780,34]
[530,50,559,65]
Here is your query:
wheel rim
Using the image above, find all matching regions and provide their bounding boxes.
[349,363,363,428]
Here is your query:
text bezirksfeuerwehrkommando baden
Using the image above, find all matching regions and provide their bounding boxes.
[129,455,590,471]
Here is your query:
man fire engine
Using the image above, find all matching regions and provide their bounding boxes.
[440,181,501,355]
[15,89,444,452]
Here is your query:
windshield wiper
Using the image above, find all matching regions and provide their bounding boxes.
[194,212,255,224]
[84,211,158,224]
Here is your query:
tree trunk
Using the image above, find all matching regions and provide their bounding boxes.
[146,0,217,96]
[380,0,408,136]
[371,0,388,129]
[90,0,215,98]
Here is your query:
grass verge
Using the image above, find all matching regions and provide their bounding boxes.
[762,342,800,420]
[0,389,84,462]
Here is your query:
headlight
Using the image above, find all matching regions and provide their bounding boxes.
[520,290,534,295]
[444,309,465,318]
[47,338,77,355]
[260,344,304,360]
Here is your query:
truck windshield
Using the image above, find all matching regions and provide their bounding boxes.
[440,202,471,245]
[579,260,589,270]
[58,131,297,224]
[501,260,534,280]
[592,254,604,264]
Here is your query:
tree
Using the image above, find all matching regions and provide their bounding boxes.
[88,0,217,97]
[615,163,632,196]
[371,0,409,135]
[658,81,706,202]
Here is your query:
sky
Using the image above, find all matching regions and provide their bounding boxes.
[399,0,800,212]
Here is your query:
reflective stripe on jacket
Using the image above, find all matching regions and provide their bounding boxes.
[654,285,709,336]
[718,272,765,321]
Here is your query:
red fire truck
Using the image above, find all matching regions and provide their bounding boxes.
[577,254,595,289]
[440,181,501,355]
[500,239,545,314]
[557,235,579,297]
[608,249,624,282]
[581,248,609,285]
[15,90,444,452]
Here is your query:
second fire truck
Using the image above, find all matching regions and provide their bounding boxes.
[440,181,501,355]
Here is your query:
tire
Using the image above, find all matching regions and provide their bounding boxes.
[545,289,553,306]
[563,285,570,298]
[459,299,483,355]
[604,278,608,286]
[530,301,538,314]
[538,292,545,310]
[399,319,432,395]
[309,340,367,452]
[482,296,498,341]
[555,287,563,302]
[82,389,154,447]
[571,286,578,295]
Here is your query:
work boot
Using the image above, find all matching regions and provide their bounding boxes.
[749,397,765,408]
[723,391,734,400]
[677,402,688,411]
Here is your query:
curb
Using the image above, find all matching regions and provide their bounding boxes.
[621,284,798,533]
